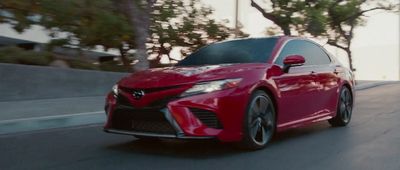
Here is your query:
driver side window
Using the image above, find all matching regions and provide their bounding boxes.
[275,40,308,66]
[275,40,331,66]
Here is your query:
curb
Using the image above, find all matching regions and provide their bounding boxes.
[0,111,105,135]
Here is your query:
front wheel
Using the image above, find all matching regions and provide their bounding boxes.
[329,86,353,126]
[239,90,276,150]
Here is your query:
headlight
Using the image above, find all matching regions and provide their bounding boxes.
[112,84,119,95]
[181,78,242,97]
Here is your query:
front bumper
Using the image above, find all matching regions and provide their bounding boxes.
[104,129,214,139]
[104,87,250,142]
[104,106,213,139]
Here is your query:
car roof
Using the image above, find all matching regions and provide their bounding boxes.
[218,35,308,43]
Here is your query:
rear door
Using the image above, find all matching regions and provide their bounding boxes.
[301,42,340,115]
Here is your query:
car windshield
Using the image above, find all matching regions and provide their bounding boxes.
[176,38,278,66]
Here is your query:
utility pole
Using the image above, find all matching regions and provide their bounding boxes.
[235,0,239,38]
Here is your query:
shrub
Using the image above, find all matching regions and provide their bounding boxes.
[99,61,131,72]
[0,46,54,66]
[65,59,99,70]
[0,46,131,72]
[17,51,53,65]
[0,46,24,63]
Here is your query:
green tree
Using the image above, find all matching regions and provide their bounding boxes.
[1,0,246,71]
[250,0,398,71]
[323,0,398,71]
[0,0,135,67]
[116,0,247,70]
[147,0,248,67]
[250,0,314,35]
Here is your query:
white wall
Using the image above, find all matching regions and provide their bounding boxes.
[0,24,120,55]
[0,24,50,43]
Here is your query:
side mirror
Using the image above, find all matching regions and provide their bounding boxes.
[283,55,305,73]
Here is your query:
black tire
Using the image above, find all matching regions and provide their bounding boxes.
[238,90,276,150]
[329,86,353,126]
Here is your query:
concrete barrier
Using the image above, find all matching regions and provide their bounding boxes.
[0,63,127,101]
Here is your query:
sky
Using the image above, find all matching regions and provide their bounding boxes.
[0,0,399,80]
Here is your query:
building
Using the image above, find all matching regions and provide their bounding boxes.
[0,35,117,63]
[0,36,42,51]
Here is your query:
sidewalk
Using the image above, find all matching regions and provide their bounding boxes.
[355,80,399,91]
[0,81,398,135]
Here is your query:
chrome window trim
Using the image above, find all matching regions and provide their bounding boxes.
[272,38,333,67]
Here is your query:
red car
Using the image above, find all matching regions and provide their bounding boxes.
[104,36,355,149]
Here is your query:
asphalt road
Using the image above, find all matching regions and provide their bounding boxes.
[1,83,400,170]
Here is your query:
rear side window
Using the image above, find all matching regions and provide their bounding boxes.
[275,40,331,66]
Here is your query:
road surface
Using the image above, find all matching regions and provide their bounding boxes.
[1,83,399,170]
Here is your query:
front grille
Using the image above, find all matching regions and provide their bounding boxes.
[116,94,179,109]
[116,95,131,106]
[149,96,179,108]
[116,86,180,108]
[119,85,182,94]
[190,108,223,129]
[111,106,176,134]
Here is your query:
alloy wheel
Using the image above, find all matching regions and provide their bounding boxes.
[248,95,275,146]
[339,88,353,123]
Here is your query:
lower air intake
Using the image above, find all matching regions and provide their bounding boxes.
[111,106,176,134]
[190,108,223,129]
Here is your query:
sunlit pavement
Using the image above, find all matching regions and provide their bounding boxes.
[0,82,400,170]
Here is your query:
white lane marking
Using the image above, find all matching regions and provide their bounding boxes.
[0,111,104,124]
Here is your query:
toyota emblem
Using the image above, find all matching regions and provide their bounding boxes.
[132,90,145,99]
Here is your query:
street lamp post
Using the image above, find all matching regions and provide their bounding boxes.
[235,0,239,38]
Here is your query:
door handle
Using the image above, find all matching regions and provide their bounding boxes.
[310,71,317,77]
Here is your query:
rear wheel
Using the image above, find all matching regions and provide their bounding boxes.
[329,86,353,126]
[239,90,276,150]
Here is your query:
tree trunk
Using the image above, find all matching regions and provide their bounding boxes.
[121,0,153,72]
[327,40,355,72]
[282,26,291,36]
[250,0,292,36]
[345,48,355,71]
[118,46,130,67]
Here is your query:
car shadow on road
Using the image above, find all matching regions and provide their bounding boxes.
[106,138,244,158]
[105,122,335,158]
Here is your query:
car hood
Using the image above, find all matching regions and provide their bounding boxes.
[118,63,270,88]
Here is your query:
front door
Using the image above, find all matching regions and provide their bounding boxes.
[273,65,320,127]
